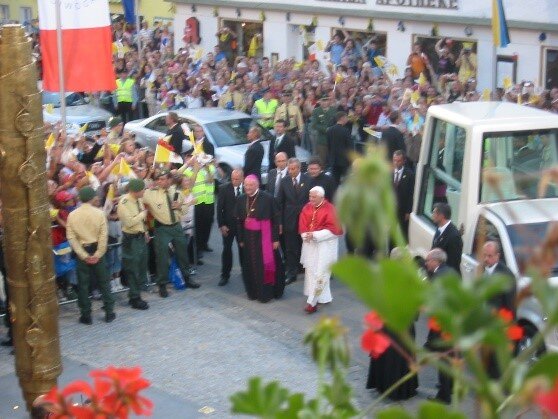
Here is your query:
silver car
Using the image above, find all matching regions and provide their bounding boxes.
[42,91,113,136]
[123,108,310,183]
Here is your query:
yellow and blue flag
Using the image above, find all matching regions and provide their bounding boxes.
[492,0,510,47]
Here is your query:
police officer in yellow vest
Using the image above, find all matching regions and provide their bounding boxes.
[274,89,304,143]
[252,89,278,130]
[117,178,149,310]
[143,170,201,297]
[113,69,138,124]
[182,159,216,262]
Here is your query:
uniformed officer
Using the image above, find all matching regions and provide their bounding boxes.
[66,187,115,325]
[274,90,304,143]
[143,170,200,297]
[218,80,247,112]
[117,178,149,310]
[311,94,337,166]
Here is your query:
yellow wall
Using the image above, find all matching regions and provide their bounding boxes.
[108,0,174,27]
[1,0,37,22]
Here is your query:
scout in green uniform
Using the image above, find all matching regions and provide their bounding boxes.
[66,187,115,325]
[311,95,337,166]
[143,170,200,297]
[117,178,149,310]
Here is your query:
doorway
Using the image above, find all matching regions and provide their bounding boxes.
[221,19,263,59]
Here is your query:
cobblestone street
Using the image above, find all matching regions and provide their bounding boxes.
[0,230,445,418]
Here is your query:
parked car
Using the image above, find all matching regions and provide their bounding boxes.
[42,91,113,137]
[407,101,558,359]
[124,108,310,183]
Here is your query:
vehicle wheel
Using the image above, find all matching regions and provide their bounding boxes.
[517,323,546,364]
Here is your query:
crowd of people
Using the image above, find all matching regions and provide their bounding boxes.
[0,17,553,406]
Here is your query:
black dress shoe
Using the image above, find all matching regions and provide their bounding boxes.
[1,339,13,347]
[218,277,229,286]
[159,285,169,298]
[105,312,116,323]
[285,276,297,285]
[79,315,92,325]
[129,298,149,310]
[185,279,201,289]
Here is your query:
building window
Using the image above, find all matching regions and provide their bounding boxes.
[0,5,9,23]
[543,47,558,89]
[20,6,32,24]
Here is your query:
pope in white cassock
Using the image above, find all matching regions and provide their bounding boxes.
[299,186,343,314]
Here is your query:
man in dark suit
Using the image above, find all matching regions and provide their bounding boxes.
[266,152,288,199]
[392,150,415,240]
[268,119,295,170]
[217,169,244,286]
[279,158,312,284]
[326,111,353,184]
[193,124,215,156]
[165,111,185,156]
[381,110,406,161]
[306,156,337,201]
[431,202,463,273]
[243,125,264,179]
[424,248,458,404]
[482,240,517,379]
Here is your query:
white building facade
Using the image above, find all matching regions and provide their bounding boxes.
[169,0,558,90]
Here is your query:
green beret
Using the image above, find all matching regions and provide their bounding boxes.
[128,178,145,192]
[78,186,96,203]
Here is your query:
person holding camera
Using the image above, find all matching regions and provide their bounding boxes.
[456,43,477,84]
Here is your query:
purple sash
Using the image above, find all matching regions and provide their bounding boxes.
[244,217,276,285]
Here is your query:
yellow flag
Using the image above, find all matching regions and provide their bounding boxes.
[373,56,385,68]
[410,90,420,105]
[418,72,427,87]
[49,208,59,220]
[387,64,399,76]
[95,143,121,159]
[502,76,512,90]
[481,88,491,101]
[230,71,237,81]
[194,48,204,61]
[45,132,56,149]
[316,39,325,51]
[79,123,88,134]
[154,143,183,164]
[413,113,420,124]
[335,73,344,84]
[119,159,137,178]
[44,103,54,114]
[103,184,115,215]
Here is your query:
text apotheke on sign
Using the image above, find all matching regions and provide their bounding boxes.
[376,0,458,9]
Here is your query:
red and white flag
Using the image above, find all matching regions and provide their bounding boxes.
[38,0,116,92]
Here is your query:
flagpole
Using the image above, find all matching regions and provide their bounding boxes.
[55,0,67,139]
[135,0,141,53]
[492,44,497,95]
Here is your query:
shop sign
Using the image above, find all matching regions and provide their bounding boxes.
[316,0,367,3]
[376,0,458,9]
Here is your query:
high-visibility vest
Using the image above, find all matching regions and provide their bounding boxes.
[184,165,215,204]
[254,98,278,128]
[115,78,134,103]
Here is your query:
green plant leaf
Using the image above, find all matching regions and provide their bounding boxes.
[230,377,290,416]
[376,407,414,419]
[417,401,467,419]
[333,256,425,332]
[526,353,558,381]
[276,393,306,419]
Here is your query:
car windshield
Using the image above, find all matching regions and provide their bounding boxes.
[42,92,88,107]
[507,221,558,275]
[203,118,273,147]
[481,128,558,202]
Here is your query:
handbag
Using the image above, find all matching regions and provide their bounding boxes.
[168,257,185,290]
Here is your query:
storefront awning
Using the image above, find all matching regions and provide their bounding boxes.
[165,0,558,32]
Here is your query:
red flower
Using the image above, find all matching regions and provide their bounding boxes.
[506,324,524,341]
[497,308,514,323]
[364,311,384,331]
[536,377,558,415]
[361,328,391,358]
[428,317,441,332]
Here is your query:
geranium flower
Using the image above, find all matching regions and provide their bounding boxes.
[361,328,391,358]
[428,317,441,332]
[506,324,524,341]
[497,308,514,323]
[364,311,384,331]
[536,377,558,415]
